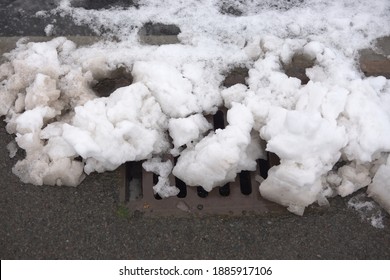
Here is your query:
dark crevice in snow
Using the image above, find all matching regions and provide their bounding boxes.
[219,183,230,196]
[175,177,187,198]
[152,173,163,199]
[239,170,252,195]
[220,4,243,17]
[257,159,270,179]
[70,0,139,10]
[138,22,181,45]
[219,0,306,17]
[282,53,315,85]
[197,186,208,198]
[174,157,187,198]
[267,152,280,168]
[222,66,249,88]
[92,66,133,97]
[213,109,225,130]
[125,161,143,202]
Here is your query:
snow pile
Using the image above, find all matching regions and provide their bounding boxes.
[1,0,390,217]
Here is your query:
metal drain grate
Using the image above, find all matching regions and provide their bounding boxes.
[119,153,285,217]
[119,108,285,217]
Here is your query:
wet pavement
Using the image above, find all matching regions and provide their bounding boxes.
[1,0,390,259]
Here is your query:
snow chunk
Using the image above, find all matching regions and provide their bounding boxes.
[25,73,60,110]
[142,157,173,178]
[152,176,179,198]
[142,158,179,198]
[62,83,169,174]
[221,84,248,108]
[13,156,84,187]
[132,61,200,118]
[368,158,390,214]
[342,80,390,162]
[168,114,212,149]
[15,106,57,134]
[173,103,260,191]
[261,108,346,163]
[259,108,347,214]
[337,163,371,197]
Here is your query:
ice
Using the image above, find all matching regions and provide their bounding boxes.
[0,0,390,217]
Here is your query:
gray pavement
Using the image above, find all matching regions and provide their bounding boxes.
[1,119,389,259]
[1,0,390,260]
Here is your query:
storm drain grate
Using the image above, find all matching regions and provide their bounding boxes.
[119,108,286,217]
[120,153,284,217]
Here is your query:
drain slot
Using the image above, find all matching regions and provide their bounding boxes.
[213,110,225,130]
[176,177,187,198]
[173,157,187,198]
[258,159,270,179]
[197,186,209,198]
[125,161,143,202]
[239,171,252,195]
[219,183,230,196]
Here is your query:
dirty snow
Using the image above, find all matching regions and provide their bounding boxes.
[348,193,385,229]
[1,0,390,217]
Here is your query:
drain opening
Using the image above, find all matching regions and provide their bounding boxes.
[175,178,187,198]
[174,157,187,198]
[239,170,252,195]
[197,186,209,198]
[219,183,230,196]
[125,161,143,202]
[213,109,225,130]
[268,151,281,167]
[258,159,270,179]
[151,173,163,200]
